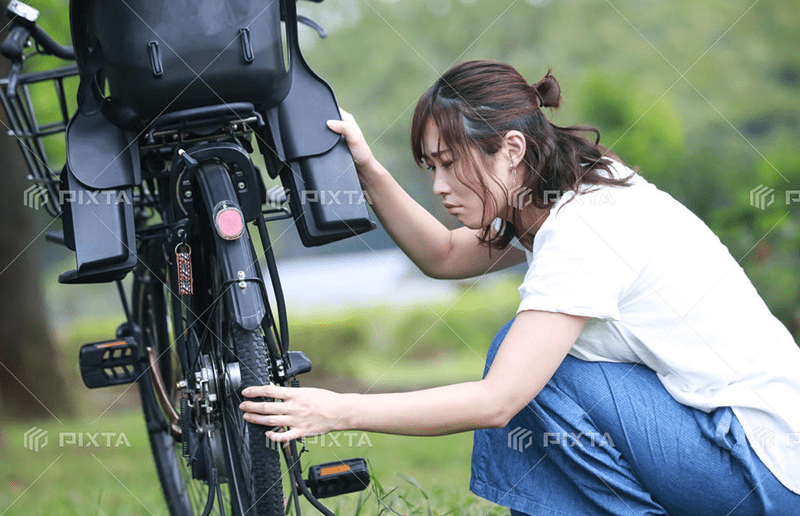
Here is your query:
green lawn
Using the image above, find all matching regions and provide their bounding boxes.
[1,408,505,515]
[3,278,520,515]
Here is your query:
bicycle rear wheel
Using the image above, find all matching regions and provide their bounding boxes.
[134,242,204,514]
[134,236,284,515]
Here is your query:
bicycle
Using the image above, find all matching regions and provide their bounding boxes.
[1,0,376,514]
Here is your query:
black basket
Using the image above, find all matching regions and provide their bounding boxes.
[0,65,79,218]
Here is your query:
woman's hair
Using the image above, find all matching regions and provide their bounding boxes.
[410,60,633,249]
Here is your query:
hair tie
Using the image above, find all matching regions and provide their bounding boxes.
[531,84,545,109]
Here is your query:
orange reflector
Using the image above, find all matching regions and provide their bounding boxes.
[215,205,245,240]
[319,464,351,477]
[95,340,128,348]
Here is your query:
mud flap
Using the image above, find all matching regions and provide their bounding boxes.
[260,0,375,247]
[59,108,140,284]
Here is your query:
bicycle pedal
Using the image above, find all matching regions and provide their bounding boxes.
[79,337,139,388]
[307,458,370,499]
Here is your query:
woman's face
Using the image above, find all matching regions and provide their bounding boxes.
[421,120,511,229]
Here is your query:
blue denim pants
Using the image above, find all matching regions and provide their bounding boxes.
[470,319,800,516]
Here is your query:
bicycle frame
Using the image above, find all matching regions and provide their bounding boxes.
[1,0,375,514]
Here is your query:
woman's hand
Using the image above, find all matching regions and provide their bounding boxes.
[326,109,376,172]
[239,384,347,443]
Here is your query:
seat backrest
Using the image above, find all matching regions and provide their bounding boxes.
[70,0,291,130]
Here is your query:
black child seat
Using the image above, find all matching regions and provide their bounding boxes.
[60,0,373,283]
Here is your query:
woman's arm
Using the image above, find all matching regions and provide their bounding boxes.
[240,310,587,440]
[327,112,526,279]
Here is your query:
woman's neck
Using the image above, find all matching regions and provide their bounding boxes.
[519,204,551,237]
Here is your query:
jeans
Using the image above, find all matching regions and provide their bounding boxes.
[470,319,800,515]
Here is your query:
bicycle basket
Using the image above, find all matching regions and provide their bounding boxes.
[0,65,79,218]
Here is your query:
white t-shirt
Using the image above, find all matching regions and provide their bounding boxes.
[516,161,800,494]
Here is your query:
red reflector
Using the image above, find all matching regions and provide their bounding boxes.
[215,206,244,240]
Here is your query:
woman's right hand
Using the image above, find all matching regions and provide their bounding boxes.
[326,109,376,174]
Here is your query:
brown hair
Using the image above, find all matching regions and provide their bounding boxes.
[411,60,633,249]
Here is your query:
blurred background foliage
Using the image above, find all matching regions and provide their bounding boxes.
[11,0,799,337]
[2,0,798,512]
[2,0,798,384]
[295,0,800,338]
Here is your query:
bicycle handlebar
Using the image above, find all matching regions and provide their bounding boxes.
[29,24,75,60]
[2,1,75,95]
[1,20,75,61]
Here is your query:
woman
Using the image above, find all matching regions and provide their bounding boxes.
[240,60,800,515]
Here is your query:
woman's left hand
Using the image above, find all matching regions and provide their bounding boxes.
[239,384,346,443]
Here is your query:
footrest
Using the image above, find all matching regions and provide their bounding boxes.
[307,458,370,499]
[58,266,132,285]
[79,337,139,388]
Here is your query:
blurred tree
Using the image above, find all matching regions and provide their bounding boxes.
[575,72,685,188]
[299,0,800,343]
[0,29,74,420]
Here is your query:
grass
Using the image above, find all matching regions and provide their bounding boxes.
[1,410,165,516]
[1,409,505,515]
[3,274,521,515]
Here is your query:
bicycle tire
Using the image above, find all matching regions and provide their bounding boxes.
[134,237,284,515]
[227,324,284,516]
[201,159,284,514]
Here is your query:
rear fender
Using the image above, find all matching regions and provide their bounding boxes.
[195,161,266,332]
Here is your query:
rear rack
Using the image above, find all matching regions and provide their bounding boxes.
[0,65,79,218]
[139,102,265,158]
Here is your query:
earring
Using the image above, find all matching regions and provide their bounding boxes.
[511,165,517,187]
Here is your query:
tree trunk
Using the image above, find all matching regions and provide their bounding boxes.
[0,43,75,421]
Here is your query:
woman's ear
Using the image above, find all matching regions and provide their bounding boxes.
[503,130,527,169]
